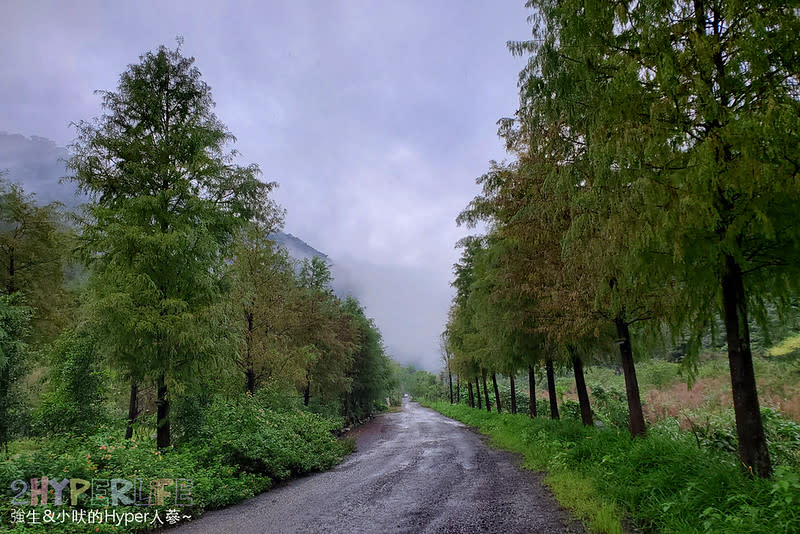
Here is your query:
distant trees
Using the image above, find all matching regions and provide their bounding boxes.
[230,231,393,421]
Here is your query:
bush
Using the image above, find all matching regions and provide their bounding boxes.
[0,393,351,532]
[32,330,110,436]
[590,385,629,429]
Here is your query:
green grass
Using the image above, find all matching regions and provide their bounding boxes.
[768,333,800,358]
[427,401,800,534]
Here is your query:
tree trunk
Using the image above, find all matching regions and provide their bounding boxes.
[475,377,482,409]
[125,380,138,440]
[510,374,517,414]
[156,375,170,450]
[245,366,256,396]
[448,370,454,404]
[492,373,502,413]
[721,255,771,477]
[614,316,646,437]
[456,376,461,404]
[468,381,475,408]
[7,248,14,295]
[481,370,491,412]
[0,363,10,457]
[546,358,559,420]
[528,365,537,418]
[569,348,593,426]
[303,382,310,407]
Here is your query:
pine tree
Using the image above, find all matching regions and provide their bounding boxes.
[68,42,274,449]
[513,0,799,476]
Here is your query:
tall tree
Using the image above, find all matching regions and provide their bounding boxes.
[0,179,66,343]
[294,257,355,408]
[0,295,29,455]
[228,223,319,397]
[440,333,454,404]
[68,43,273,449]
[528,365,537,418]
[513,0,799,476]
[340,297,393,423]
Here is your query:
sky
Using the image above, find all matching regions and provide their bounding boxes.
[0,0,532,372]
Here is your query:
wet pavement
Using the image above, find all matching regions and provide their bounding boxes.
[174,401,585,533]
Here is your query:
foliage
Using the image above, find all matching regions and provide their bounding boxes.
[590,385,630,430]
[33,329,109,436]
[0,295,30,454]
[0,394,350,532]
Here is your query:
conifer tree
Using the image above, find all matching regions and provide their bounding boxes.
[68,42,273,448]
[512,0,799,476]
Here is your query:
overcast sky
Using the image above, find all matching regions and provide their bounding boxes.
[0,0,531,372]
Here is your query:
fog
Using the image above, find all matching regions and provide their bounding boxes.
[0,0,531,371]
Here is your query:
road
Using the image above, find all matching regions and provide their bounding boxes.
[174,401,585,533]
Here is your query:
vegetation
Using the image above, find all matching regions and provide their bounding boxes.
[445,0,799,479]
[1,392,351,533]
[428,400,799,533]
[435,0,799,530]
[0,42,397,531]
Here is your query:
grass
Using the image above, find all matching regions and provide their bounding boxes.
[427,401,800,534]
[768,333,800,358]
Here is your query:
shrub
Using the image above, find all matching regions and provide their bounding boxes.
[590,385,629,429]
[32,330,109,436]
[0,393,351,532]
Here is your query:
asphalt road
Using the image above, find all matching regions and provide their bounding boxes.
[174,401,585,534]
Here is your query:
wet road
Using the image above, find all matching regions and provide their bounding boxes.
[174,402,585,533]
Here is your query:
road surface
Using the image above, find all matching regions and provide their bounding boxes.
[174,401,585,533]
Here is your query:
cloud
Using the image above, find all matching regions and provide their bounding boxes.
[0,0,532,372]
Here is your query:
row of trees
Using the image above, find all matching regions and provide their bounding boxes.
[444,0,798,478]
[0,43,394,452]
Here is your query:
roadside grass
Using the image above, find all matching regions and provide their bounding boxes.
[427,401,800,534]
[0,394,351,533]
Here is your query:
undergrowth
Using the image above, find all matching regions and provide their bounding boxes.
[0,394,352,532]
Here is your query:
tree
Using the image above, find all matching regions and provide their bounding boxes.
[68,42,273,449]
[513,0,799,477]
[228,224,320,397]
[440,333,454,404]
[294,257,355,409]
[0,179,66,343]
[340,297,393,423]
[0,295,29,455]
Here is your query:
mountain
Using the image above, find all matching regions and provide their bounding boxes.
[0,131,358,299]
[269,232,328,263]
[0,132,83,206]
[269,231,358,299]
